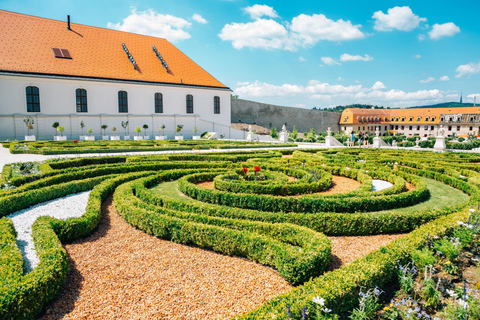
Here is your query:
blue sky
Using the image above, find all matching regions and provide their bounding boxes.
[1,0,479,109]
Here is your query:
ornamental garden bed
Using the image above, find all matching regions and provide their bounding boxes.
[0,148,479,319]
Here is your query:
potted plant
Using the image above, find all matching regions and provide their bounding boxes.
[155,124,167,140]
[79,120,86,140]
[101,124,108,140]
[192,126,201,140]
[175,124,184,140]
[121,120,130,140]
[23,116,35,141]
[134,126,143,140]
[143,124,150,139]
[52,121,60,140]
[55,125,67,141]
[110,126,120,140]
[85,128,95,140]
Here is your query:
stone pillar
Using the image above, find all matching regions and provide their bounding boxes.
[434,125,446,151]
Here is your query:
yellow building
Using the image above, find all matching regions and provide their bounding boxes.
[340,107,480,137]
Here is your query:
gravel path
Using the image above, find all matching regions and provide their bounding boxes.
[372,179,394,191]
[7,191,91,273]
[39,197,293,320]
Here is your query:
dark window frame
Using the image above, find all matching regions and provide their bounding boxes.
[26,86,40,112]
[154,92,163,113]
[76,88,88,112]
[214,96,220,114]
[118,91,128,113]
[186,94,193,114]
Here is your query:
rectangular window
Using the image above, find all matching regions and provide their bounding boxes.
[431,126,434,131]
[457,126,460,131]
[186,94,193,114]
[448,126,452,131]
[470,126,473,131]
[26,86,40,112]
[214,96,220,114]
[76,89,87,112]
[154,93,163,113]
[409,126,413,130]
[118,91,128,113]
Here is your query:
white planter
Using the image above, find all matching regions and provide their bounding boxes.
[54,136,67,141]
[143,135,150,140]
[192,135,201,140]
[155,135,167,140]
[24,135,36,141]
[79,135,86,141]
[124,135,131,140]
[110,136,120,141]
[134,136,143,141]
[85,136,95,141]
[175,135,184,140]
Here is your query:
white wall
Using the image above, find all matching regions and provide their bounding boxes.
[0,74,232,140]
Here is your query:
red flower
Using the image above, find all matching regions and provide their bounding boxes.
[254,166,261,172]
[73,140,79,143]
[242,167,248,173]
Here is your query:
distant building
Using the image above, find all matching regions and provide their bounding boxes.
[340,107,480,137]
[0,10,240,140]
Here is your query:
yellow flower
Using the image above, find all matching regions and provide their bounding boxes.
[445,261,451,265]
[383,307,390,311]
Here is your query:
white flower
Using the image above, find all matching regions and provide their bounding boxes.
[458,300,469,309]
[446,289,457,297]
[322,307,332,313]
[469,208,475,213]
[312,296,325,306]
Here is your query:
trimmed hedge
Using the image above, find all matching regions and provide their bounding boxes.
[114,174,331,285]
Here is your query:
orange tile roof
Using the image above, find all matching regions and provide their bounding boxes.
[0,10,228,89]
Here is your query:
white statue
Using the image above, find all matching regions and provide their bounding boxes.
[438,125,445,137]
[375,128,380,137]
[392,140,397,147]
[415,138,420,147]
[248,125,252,133]
[281,124,287,133]
[327,127,332,136]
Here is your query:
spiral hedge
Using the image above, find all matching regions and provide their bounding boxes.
[0,147,477,319]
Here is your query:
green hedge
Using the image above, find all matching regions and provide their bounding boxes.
[178,172,429,213]
[114,175,331,285]
[0,172,153,319]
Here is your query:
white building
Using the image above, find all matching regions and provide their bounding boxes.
[0,10,240,140]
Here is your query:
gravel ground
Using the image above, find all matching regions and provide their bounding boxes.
[7,191,91,273]
[39,197,293,320]
[372,179,394,191]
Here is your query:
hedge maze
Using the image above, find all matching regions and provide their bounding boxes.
[0,148,478,319]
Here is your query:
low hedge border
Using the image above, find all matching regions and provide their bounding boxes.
[0,171,153,319]
[114,174,331,285]
[178,172,429,213]
[0,218,23,287]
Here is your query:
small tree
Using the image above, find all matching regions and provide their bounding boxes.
[308,128,316,138]
[57,125,65,136]
[101,124,108,135]
[121,121,129,136]
[135,126,142,136]
[291,126,298,139]
[52,122,60,135]
[87,128,93,136]
[193,126,199,135]
[176,124,184,134]
[158,124,166,136]
[23,116,34,136]
[111,127,117,133]
[270,127,278,139]
[80,121,85,135]
[143,124,149,135]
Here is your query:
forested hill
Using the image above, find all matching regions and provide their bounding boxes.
[315,102,475,113]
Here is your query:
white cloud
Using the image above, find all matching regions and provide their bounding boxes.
[467,94,480,103]
[234,80,453,108]
[455,60,480,78]
[290,13,365,45]
[428,22,460,40]
[419,76,435,84]
[321,57,340,66]
[244,4,278,20]
[372,6,426,32]
[218,19,295,50]
[372,81,386,90]
[107,8,192,42]
[414,54,422,59]
[298,56,307,62]
[340,53,373,62]
[191,13,208,24]
[417,34,426,41]
[439,76,450,81]
[337,77,344,81]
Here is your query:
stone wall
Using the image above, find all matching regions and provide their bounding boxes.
[231,98,341,133]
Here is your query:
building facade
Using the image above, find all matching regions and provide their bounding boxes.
[340,107,480,137]
[0,10,239,140]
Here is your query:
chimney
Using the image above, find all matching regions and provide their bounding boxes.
[67,15,71,30]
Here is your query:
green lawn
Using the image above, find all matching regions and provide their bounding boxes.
[151,177,469,215]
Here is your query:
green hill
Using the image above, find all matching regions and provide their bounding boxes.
[408,102,474,109]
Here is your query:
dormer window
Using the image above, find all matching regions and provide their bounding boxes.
[343,116,348,122]
[431,116,435,122]
[425,116,429,121]
[417,116,421,121]
[409,117,413,122]
[401,117,405,122]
